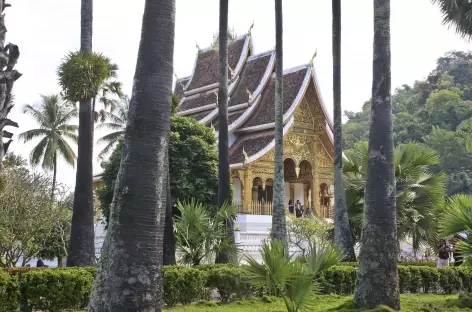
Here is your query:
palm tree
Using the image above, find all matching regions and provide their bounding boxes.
[245,239,344,312]
[215,0,234,264]
[344,141,447,251]
[58,4,123,266]
[174,200,237,266]
[332,0,356,262]
[432,0,472,39]
[19,94,78,200]
[353,0,400,310]
[87,0,176,309]
[96,96,128,159]
[440,194,472,265]
[271,0,287,246]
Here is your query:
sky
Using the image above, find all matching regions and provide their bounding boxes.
[4,0,471,188]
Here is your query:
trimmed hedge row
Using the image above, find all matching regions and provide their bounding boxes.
[1,264,471,311]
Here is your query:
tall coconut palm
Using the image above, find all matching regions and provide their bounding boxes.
[87,0,176,309]
[271,0,287,246]
[432,0,472,39]
[332,0,356,262]
[19,94,78,200]
[353,0,400,309]
[215,0,234,264]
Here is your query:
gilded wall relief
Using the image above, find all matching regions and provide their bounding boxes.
[294,98,314,125]
[284,133,314,165]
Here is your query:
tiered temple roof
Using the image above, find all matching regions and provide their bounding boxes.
[175,34,333,168]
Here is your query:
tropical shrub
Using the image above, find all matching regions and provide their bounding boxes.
[174,199,237,266]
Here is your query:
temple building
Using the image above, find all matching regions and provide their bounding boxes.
[174,33,334,218]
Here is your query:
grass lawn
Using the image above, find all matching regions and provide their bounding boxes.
[164,294,472,311]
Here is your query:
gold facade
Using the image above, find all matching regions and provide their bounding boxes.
[231,96,334,218]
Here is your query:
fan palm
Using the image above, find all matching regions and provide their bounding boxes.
[344,141,447,251]
[440,194,472,265]
[245,239,343,312]
[432,0,472,39]
[19,94,78,199]
[173,199,238,266]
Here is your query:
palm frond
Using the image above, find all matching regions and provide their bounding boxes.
[96,130,125,145]
[18,129,50,143]
[29,136,49,167]
[432,0,472,40]
[56,136,76,167]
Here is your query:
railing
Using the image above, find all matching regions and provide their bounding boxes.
[235,201,273,215]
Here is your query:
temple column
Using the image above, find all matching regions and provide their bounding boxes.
[312,144,320,216]
[243,168,253,213]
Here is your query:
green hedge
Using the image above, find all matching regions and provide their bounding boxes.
[2,264,472,311]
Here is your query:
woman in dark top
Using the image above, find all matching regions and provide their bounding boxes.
[288,200,294,214]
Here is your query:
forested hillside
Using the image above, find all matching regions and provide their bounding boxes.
[343,51,472,196]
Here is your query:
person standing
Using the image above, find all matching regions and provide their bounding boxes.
[437,239,451,268]
[288,199,294,215]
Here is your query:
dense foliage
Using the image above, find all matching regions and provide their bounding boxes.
[0,156,72,268]
[343,141,447,250]
[174,200,237,266]
[343,51,472,196]
[3,264,472,311]
[97,115,219,225]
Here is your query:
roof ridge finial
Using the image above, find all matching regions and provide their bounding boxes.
[248,20,255,35]
[228,64,235,78]
[242,146,249,165]
[210,122,216,133]
[196,41,201,52]
[308,49,318,66]
[213,89,219,106]
[246,87,254,103]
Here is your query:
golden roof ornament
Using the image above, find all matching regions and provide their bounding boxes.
[246,87,254,103]
[308,49,318,66]
[248,21,255,35]
[228,65,235,78]
[213,90,219,106]
[210,122,216,134]
[242,146,249,165]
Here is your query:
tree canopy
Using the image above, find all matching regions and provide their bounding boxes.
[97,115,219,225]
[343,51,472,196]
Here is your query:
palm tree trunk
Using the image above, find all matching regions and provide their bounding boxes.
[51,151,57,201]
[271,0,287,246]
[67,0,95,267]
[163,150,176,265]
[353,0,399,310]
[87,0,175,310]
[215,0,234,264]
[332,0,356,262]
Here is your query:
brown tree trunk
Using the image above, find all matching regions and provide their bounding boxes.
[87,0,175,310]
[67,0,96,267]
[215,0,234,264]
[353,0,400,310]
[332,0,356,262]
[271,0,287,246]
